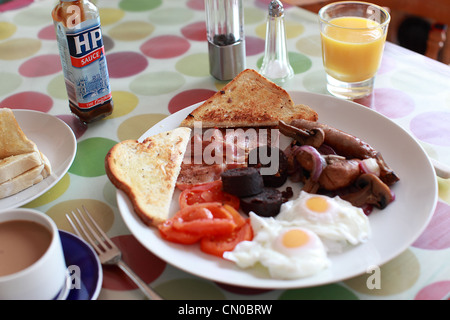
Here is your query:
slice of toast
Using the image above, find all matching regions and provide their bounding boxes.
[180,69,318,128]
[0,108,39,159]
[105,127,192,227]
[0,164,45,199]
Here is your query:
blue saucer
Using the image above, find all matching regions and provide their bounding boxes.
[59,230,103,300]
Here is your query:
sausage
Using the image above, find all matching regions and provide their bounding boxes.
[221,167,264,197]
[247,146,288,188]
[288,119,377,159]
[318,158,361,191]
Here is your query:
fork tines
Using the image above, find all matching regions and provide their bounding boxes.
[66,206,115,254]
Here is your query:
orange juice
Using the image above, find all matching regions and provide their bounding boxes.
[321,16,387,82]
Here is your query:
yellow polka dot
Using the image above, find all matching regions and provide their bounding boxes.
[46,199,115,234]
[255,21,304,40]
[106,91,139,119]
[0,22,16,40]
[99,8,125,26]
[23,174,70,208]
[109,21,154,41]
[0,38,41,60]
[214,79,229,91]
[117,113,168,141]
[344,249,420,296]
[438,177,450,204]
[296,35,322,57]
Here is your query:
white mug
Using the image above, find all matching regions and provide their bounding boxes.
[0,208,67,300]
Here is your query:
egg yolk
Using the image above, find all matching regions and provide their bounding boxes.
[305,196,329,213]
[282,229,310,248]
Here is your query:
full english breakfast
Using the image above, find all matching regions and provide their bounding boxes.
[105,69,399,279]
[0,108,52,199]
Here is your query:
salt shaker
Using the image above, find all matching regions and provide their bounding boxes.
[205,0,246,80]
[259,0,293,85]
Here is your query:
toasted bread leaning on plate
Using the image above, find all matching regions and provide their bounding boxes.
[0,108,52,199]
[180,69,318,128]
[105,127,192,227]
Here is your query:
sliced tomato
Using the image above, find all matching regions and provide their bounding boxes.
[200,219,253,258]
[158,219,202,245]
[179,181,240,210]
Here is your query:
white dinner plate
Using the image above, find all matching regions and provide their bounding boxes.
[0,110,77,211]
[117,91,438,289]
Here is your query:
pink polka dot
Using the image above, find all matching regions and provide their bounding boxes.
[246,36,265,56]
[57,114,88,140]
[103,35,115,52]
[0,0,33,12]
[0,91,53,112]
[19,54,62,77]
[38,25,56,40]
[415,281,450,300]
[412,201,450,250]
[410,111,450,147]
[168,89,216,114]
[101,235,166,291]
[140,35,190,59]
[187,0,205,10]
[181,21,207,42]
[355,88,415,119]
[107,51,148,78]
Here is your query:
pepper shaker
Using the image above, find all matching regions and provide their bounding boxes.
[205,0,246,80]
[259,0,293,85]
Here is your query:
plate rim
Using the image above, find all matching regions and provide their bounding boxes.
[0,109,77,210]
[117,91,438,289]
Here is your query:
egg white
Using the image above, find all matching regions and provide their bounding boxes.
[223,213,330,280]
[276,191,371,253]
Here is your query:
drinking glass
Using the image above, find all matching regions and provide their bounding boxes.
[319,1,390,99]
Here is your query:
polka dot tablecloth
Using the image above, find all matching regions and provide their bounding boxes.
[1,0,449,301]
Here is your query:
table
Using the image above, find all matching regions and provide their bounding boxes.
[1,0,449,301]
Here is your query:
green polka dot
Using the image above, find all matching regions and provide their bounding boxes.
[176,53,210,77]
[106,91,139,119]
[0,38,41,60]
[99,8,126,26]
[148,7,194,25]
[23,174,70,208]
[344,249,420,296]
[154,278,226,300]
[302,69,328,94]
[14,6,52,26]
[296,35,322,57]
[0,22,16,40]
[279,283,359,300]
[0,72,22,96]
[117,113,167,141]
[119,0,162,11]
[129,71,185,96]
[69,137,118,177]
[256,52,312,75]
[109,21,154,41]
[47,74,68,100]
[244,7,266,25]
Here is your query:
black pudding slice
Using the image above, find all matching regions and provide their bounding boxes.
[247,146,288,188]
[240,187,283,217]
[221,167,264,198]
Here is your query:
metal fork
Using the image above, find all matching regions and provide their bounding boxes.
[66,206,163,300]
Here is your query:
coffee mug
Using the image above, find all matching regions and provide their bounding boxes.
[0,208,67,300]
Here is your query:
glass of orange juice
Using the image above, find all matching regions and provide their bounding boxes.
[319,1,390,99]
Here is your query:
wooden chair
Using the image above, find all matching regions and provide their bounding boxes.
[283,0,450,64]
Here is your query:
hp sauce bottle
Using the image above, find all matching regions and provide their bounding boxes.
[52,0,113,123]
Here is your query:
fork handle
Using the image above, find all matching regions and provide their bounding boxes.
[116,259,163,300]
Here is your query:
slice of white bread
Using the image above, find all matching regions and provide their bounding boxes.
[105,127,192,227]
[0,164,45,199]
[0,151,43,184]
[0,108,52,199]
[180,69,318,128]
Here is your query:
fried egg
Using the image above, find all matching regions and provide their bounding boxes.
[223,212,330,279]
[276,191,371,252]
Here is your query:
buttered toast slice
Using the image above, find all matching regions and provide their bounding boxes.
[0,151,43,184]
[180,69,318,128]
[105,127,192,227]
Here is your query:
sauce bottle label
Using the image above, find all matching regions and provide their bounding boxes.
[55,18,112,110]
